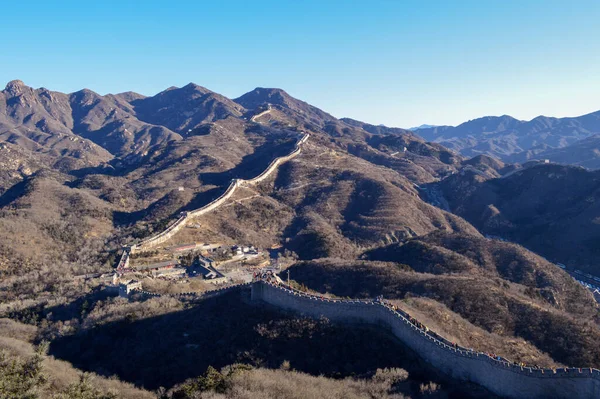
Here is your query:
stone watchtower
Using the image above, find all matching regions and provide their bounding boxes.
[118,280,142,298]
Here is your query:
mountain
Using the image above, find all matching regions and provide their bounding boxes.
[0,79,474,296]
[235,87,338,128]
[2,79,600,394]
[340,117,414,136]
[506,134,600,169]
[0,80,114,171]
[409,124,439,130]
[415,111,600,161]
[431,162,600,274]
[131,83,245,133]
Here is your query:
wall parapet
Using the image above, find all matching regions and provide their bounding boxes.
[251,281,600,399]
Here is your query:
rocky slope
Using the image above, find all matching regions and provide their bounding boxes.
[432,162,600,273]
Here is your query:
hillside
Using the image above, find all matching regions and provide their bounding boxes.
[291,230,600,368]
[0,80,474,277]
[432,163,600,273]
[506,134,600,169]
[413,111,600,161]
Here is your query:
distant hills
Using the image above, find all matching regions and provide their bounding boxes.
[409,124,438,130]
[412,111,600,167]
[505,134,600,169]
[430,162,600,273]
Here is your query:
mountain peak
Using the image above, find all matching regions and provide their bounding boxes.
[234,87,292,110]
[151,83,213,100]
[255,87,287,94]
[70,88,102,102]
[4,79,28,96]
[182,82,208,91]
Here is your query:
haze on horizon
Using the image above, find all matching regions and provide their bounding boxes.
[1,0,598,128]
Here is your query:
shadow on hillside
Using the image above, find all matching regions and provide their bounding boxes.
[48,291,442,392]
[0,179,29,208]
[68,164,117,179]
[110,138,297,226]
[179,186,227,213]
[199,138,296,186]
[7,288,115,326]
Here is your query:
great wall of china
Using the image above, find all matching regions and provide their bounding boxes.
[111,123,600,398]
[124,279,600,399]
[116,132,310,269]
[250,280,600,399]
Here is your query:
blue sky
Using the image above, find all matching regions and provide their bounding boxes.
[1,0,599,127]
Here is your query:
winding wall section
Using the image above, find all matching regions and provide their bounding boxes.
[251,281,600,399]
[126,133,309,254]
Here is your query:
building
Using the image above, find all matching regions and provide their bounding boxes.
[119,280,142,297]
[196,264,228,285]
[197,255,214,268]
[233,245,259,256]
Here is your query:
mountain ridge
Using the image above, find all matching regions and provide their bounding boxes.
[413,110,600,161]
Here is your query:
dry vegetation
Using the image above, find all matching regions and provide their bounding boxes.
[287,251,600,368]
[436,163,600,273]
[167,365,419,399]
[2,81,600,397]
[0,318,154,399]
[391,297,560,368]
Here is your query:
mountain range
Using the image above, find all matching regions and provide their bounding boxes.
[2,79,600,396]
[412,111,600,166]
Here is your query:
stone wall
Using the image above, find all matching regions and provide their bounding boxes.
[129,133,309,252]
[251,281,600,399]
[133,282,251,299]
[188,179,241,218]
[133,214,190,251]
[244,146,302,185]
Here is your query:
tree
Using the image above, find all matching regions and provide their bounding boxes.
[0,345,47,399]
[53,373,117,399]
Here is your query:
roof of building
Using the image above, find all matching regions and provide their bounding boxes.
[197,264,226,279]
[197,256,214,264]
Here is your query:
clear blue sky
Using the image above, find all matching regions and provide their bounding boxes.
[1,0,599,127]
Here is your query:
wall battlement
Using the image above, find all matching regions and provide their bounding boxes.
[251,281,600,399]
